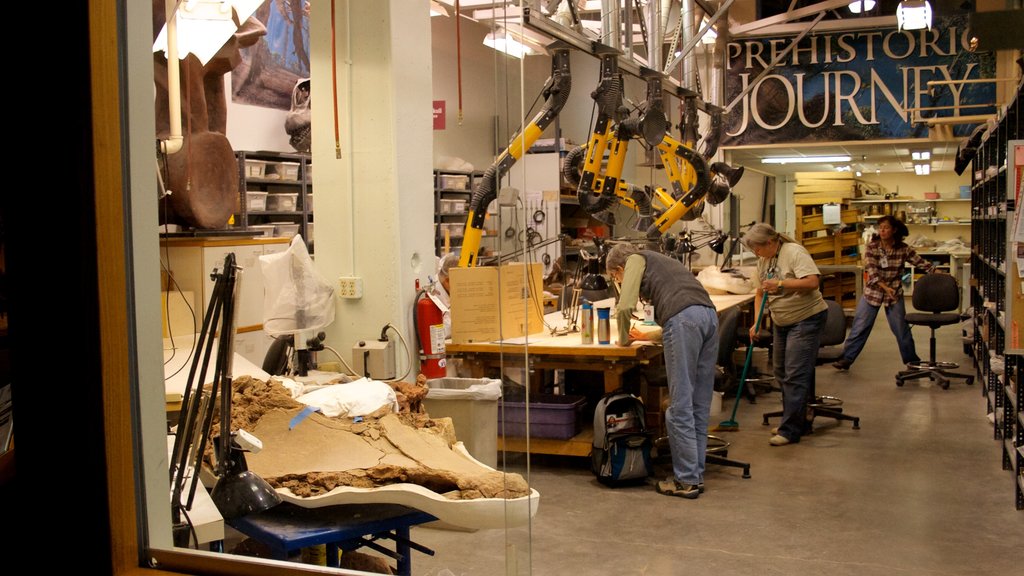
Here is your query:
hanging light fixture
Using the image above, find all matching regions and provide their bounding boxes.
[429,0,449,17]
[848,1,876,13]
[762,155,852,164]
[483,28,540,59]
[897,1,933,31]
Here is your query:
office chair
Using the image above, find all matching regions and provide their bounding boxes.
[763,299,861,432]
[714,307,741,396]
[896,273,975,389]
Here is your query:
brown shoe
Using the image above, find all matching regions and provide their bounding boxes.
[832,359,851,371]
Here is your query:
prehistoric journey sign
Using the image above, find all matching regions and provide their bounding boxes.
[722,14,997,146]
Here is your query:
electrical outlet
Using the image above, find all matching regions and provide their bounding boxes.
[338,276,363,299]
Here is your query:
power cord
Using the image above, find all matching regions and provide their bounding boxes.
[379,322,413,383]
[321,344,359,376]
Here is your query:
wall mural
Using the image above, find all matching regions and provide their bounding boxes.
[723,14,997,145]
[232,0,311,110]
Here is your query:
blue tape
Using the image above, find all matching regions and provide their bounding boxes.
[289,405,320,430]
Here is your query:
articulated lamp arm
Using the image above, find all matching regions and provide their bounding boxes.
[458,42,572,268]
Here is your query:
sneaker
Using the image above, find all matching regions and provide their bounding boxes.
[699,483,705,494]
[769,434,791,446]
[770,426,779,435]
[656,479,701,499]
[832,359,851,371]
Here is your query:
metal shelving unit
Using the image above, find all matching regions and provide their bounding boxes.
[237,150,314,253]
[969,81,1022,511]
[433,169,479,257]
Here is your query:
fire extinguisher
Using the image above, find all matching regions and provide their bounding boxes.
[414,288,447,379]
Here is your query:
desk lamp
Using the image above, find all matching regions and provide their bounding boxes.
[169,253,280,547]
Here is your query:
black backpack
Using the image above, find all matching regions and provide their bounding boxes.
[591,391,653,487]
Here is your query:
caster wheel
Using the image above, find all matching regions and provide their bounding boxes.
[966,376,975,385]
[896,378,904,387]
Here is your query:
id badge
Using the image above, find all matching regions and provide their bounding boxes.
[879,255,889,268]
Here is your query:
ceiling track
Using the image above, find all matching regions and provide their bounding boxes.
[522,6,716,113]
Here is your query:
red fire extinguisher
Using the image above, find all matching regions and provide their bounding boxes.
[414,289,447,379]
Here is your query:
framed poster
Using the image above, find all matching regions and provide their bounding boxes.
[232,1,311,110]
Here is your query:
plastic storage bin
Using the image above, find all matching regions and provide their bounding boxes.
[248,224,276,238]
[246,191,268,212]
[272,222,300,238]
[423,378,501,468]
[276,161,301,181]
[266,193,299,212]
[499,393,586,440]
[244,159,269,178]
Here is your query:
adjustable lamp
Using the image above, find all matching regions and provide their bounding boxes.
[152,0,265,156]
[897,1,932,31]
[168,253,280,547]
[154,0,265,66]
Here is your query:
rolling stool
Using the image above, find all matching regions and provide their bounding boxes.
[734,324,780,403]
[654,434,751,479]
[762,300,861,433]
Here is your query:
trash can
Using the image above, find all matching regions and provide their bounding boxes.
[423,377,502,468]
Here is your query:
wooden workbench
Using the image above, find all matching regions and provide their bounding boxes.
[446,293,755,457]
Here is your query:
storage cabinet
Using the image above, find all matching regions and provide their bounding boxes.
[159,237,290,333]
[969,80,1022,511]
[237,151,314,253]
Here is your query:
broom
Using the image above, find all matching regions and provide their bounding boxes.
[713,290,769,432]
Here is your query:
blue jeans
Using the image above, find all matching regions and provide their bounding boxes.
[662,305,718,486]
[841,296,920,365]
[772,309,827,442]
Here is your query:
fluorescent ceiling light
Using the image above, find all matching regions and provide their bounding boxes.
[848,1,876,13]
[914,164,932,175]
[761,155,852,164]
[483,29,538,59]
[911,151,931,161]
[897,1,932,31]
[430,1,449,17]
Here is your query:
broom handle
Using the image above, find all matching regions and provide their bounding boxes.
[726,290,770,420]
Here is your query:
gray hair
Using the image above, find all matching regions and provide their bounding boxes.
[741,222,796,247]
[438,252,460,279]
[605,242,640,272]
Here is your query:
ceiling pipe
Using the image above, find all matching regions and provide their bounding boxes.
[680,0,695,89]
[646,0,662,75]
[160,0,184,156]
[663,0,733,75]
[602,0,620,50]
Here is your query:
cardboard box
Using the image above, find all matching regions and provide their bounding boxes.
[449,262,545,343]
